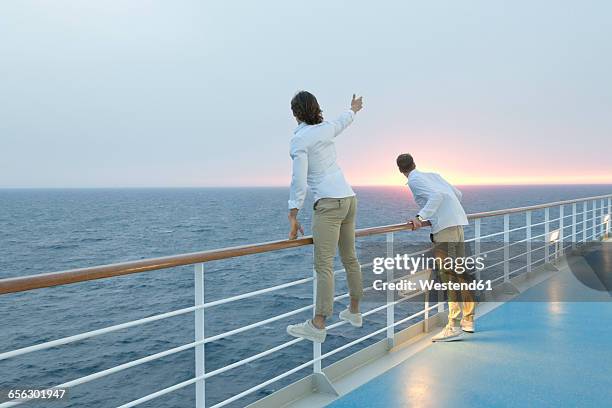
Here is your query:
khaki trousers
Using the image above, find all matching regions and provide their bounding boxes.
[312,196,363,317]
[432,226,475,326]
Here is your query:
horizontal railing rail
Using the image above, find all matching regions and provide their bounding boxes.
[2,193,611,295]
[0,193,610,408]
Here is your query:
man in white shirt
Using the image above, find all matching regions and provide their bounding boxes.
[397,153,476,342]
[286,91,364,343]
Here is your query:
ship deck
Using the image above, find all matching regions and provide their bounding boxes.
[326,244,612,408]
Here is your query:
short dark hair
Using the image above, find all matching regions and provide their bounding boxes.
[396,153,415,173]
[291,91,324,125]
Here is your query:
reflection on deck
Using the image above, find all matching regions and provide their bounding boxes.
[327,244,612,408]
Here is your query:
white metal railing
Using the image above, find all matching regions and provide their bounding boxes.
[0,194,611,407]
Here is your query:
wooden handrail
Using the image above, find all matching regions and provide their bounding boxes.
[1,193,610,295]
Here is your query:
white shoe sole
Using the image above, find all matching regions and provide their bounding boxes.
[432,332,463,342]
[286,326,325,343]
[339,312,362,327]
[461,319,475,333]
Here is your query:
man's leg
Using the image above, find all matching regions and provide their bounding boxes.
[338,196,363,314]
[460,287,476,323]
[431,227,464,341]
[439,269,463,327]
[455,226,476,323]
[312,199,345,328]
[433,227,463,327]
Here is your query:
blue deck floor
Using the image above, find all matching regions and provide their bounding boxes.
[328,251,612,408]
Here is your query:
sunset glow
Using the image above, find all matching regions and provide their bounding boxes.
[348,171,612,187]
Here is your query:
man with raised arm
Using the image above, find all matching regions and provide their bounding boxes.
[397,153,476,342]
[285,91,364,343]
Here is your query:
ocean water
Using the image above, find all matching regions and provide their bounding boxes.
[1,185,611,407]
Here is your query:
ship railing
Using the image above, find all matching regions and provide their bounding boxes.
[0,194,611,407]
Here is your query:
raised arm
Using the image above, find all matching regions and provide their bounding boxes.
[330,94,363,137]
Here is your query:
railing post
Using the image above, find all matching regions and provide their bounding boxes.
[310,263,338,396]
[583,201,587,242]
[601,199,605,238]
[424,295,429,333]
[474,218,482,281]
[571,203,577,249]
[526,211,532,274]
[592,200,597,240]
[312,266,322,374]
[386,232,395,348]
[606,197,612,237]
[195,263,206,408]
[558,205,564,256]
[544,208,550,262]
[503,214,509,282]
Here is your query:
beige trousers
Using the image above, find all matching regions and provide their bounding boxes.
[312,196,363,317]
[432,226,476,326]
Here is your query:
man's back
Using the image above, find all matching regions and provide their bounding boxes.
[407,169,468,233]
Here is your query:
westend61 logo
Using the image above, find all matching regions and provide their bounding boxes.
[370,254,492,292]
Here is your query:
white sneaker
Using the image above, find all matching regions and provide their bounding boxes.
[287,320,326,343]
[432,325,463,342]
[339,308,363,327]
[461,318,475,333]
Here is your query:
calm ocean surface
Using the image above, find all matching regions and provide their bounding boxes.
[1,185,611,407]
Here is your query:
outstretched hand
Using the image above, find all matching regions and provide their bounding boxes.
[351,94,363,113]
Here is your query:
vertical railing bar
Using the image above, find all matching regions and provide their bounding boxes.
[312,264,321,374]
[544,208,550,262]
[608,197,611,238]
[558,205,564,256]
[571,203,577,249]
[526,211,532,274]
[503,214,509,282]
[195,263,206,408]
[583,201,587,243]
[601,199,605,239]
[386,232,395,348]
[597,199,601,238]
[474,218,482,281]
[423,251,430,336]
[437,226,444,314]
[596,199,599,239]
[424,295,429,333]
[592,200,597,241]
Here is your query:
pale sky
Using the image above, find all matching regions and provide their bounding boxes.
[1,1,611,188]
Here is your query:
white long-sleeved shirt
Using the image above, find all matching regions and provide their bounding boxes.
[288,111,356,210]
[407,169,468,233]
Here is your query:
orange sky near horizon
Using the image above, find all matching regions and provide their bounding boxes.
[228,165,612,188]
[353,173,612,187]
[327,134,612,188]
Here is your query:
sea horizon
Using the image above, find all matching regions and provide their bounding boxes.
[2,182,612,190]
